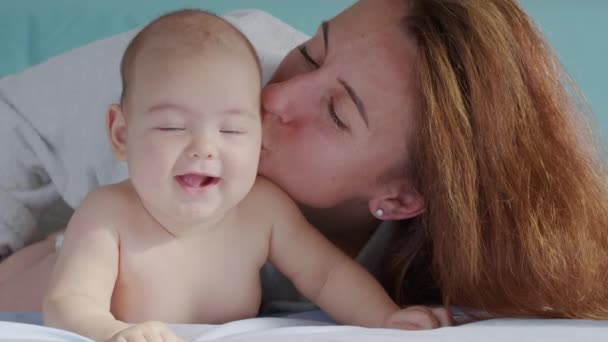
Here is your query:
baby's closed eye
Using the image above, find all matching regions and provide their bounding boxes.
[157,127,186,131]
[220,128,247,134]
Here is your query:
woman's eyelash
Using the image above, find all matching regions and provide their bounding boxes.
[329,97,348,131]
[298,45,319,68]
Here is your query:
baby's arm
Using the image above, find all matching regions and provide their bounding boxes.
[262,180,448,329]
[43,188,130,341]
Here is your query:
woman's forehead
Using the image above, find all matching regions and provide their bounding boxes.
[326,0,417,77]
[326,0,420,152]
[332,0,409,32]
[326,5,419,118]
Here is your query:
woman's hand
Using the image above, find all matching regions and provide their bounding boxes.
[105,321,183,342]
[383,306,453,330]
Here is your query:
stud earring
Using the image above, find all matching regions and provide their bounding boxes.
[375,209,384,217]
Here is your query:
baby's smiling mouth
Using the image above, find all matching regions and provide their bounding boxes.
[175,173,220,192]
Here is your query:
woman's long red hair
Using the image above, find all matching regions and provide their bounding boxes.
[390,0,608,319]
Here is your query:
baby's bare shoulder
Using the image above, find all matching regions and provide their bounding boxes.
[243,177,297,210]
[69,181,138,233]
[239,177,305,226]
[83,181,137,210]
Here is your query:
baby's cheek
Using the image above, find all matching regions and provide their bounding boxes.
[130,143,175,179]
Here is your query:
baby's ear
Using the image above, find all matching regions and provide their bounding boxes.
[107,104,128,161]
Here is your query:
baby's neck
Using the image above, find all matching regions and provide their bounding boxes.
[124,179,235,239]
[140,204,234,239]
[298,201,379,258]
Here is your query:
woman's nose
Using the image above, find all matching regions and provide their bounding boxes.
[262,74,317,124]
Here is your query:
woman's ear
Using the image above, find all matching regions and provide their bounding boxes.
[107,104,128,161]
[368,186,425,221]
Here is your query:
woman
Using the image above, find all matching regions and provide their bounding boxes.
[262,0,608,319]
[1,0,607,320]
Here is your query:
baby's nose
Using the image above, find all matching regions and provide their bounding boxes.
[188,150,213,159]
[187,138,217,160]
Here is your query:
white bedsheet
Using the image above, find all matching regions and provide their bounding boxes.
[0,317,606,342]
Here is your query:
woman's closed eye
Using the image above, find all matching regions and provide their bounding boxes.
[329,97,348,131]
[298,45,319,69]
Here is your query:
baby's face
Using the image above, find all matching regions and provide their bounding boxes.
[123,50,261,227]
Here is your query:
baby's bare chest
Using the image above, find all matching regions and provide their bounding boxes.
[111,229,268,324]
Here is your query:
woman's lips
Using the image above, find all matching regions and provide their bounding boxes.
[261,139,276,152]
[260,144,275,161]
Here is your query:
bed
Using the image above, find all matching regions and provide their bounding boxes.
[1,315,607,341]
[1,1,607,340]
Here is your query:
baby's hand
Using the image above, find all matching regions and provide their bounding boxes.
[383,306,453,330]
[106,321,183,342]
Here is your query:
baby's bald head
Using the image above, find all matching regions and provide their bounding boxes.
[119,9,261,105]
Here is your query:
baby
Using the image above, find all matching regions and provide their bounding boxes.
[43,10,446,342]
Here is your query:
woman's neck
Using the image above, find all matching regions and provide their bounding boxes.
[298,200,379,258]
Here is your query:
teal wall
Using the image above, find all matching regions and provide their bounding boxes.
[0,1,353,77]
[1,1,605,136]
[521,0,607,137]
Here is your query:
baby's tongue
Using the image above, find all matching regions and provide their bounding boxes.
[182,174,205,187]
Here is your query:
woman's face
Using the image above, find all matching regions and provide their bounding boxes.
[259,0,421,208]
